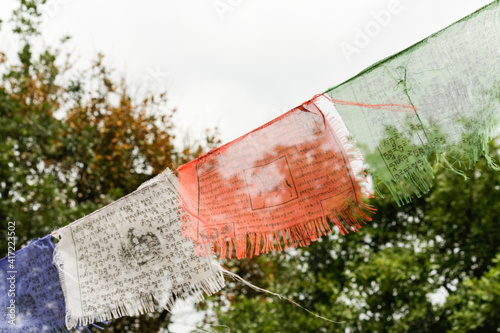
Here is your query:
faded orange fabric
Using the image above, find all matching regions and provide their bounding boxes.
[177,96,374,259]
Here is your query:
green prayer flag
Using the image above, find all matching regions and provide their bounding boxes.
[325,1,500,205]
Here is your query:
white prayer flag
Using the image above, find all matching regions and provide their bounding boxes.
[52,169,225,328]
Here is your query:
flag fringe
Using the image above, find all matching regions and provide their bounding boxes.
[53,248,225,329]
[374,125,500,206]
[443,129,500,172]
[373,162,435,206]
[210,203,374,259]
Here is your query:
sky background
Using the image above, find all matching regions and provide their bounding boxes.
[0,0,493,331]
[1,0,493,145]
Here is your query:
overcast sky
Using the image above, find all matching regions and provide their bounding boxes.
[0,0,493,331]
[1,0,492,145]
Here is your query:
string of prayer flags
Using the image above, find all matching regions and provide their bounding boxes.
[51,169,225,329]
[0,235,86,333]
[324,0,500,206]
[5,4,500,330]
[177,95,374,259]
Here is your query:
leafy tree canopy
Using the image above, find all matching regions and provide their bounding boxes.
[0,1,219,331]
[200,147,500,332]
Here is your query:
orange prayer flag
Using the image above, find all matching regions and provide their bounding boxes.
[178,95,374,259]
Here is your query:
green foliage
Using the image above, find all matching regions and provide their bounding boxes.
[2,1,500,333]
[202,146,500,332]
[446,253,500,333]
[0,1,220,331]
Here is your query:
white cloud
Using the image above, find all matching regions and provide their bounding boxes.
[31,0,491,143]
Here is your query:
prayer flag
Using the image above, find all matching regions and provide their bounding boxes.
[52,170,225,329]
[325,1,500,205]
[0,235,76,333]
[178,96,374,259]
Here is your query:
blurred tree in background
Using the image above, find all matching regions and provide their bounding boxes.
[199,147,500,332]
[2,1,500,333]
[0,0,219,331]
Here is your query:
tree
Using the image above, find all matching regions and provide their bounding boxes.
[200,143,500,332]
[0,1,219,331]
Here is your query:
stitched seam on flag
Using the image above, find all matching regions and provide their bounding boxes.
[196,159,202,247]
[69,225,84,325]
[323,109,359,202]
